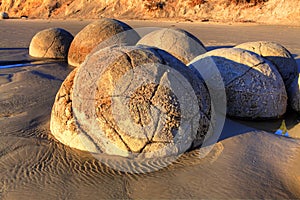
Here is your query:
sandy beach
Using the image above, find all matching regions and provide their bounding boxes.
[0,19,300,199]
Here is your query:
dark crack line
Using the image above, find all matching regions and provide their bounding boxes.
[225,61,266,87]
[42,35,58,58]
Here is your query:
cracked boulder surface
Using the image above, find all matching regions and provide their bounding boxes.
[190,48,287,119]
[51,45,211,158]
[136,28,207,65]
[67,18,140,67]
[235,41,298,88]
[29,28,74,59]
[287,74,300,113]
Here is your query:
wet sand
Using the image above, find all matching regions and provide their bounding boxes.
[0,19,300,199]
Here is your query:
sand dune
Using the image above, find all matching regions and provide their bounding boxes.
[0,20,299,199]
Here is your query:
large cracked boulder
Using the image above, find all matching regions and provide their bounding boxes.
[235,41,298,88]
[51,46,211,158]
[29,28,74,59]
[188,48,287,119]
[67,18,140,67]
[136,28,206,64]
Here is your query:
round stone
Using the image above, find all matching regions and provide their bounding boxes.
[67,18,140,67]
[136,28,206,64]
[29,28,74,59]
[287,74,300,113]
[0,12,9,19]
[235,41,298,88]
[188,48,287,119]
[51,45,211,158]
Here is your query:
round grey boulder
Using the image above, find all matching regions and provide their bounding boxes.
[51,45,211,158]
[137,28,206,64]
[0,12,9,19]
[67,18,140,67]
[235,41,298,88]
[29,28,74,59]
[188,48,287,119]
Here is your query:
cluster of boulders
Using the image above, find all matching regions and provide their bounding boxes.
[28,18,299,158]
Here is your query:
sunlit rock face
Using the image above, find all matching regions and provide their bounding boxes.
[235,41,298,88]
[29,28,74,59]
[51,45,211,158]
[67,18,140,67]
[188,48,287,120]
[137,28,207,64]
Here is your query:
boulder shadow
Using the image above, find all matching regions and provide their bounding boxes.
[206,45,233,51]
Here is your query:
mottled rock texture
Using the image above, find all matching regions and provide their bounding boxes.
[189,48,287,119]
[287,75,300,113]
[29,28,73,59]
[51,45,211,158]
[235,41,298,88]
[67,18,140,67]
[137,28,206,64]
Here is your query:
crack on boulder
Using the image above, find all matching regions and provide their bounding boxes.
[42,35,58,58]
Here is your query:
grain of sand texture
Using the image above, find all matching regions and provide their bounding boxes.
[0,19,300,199]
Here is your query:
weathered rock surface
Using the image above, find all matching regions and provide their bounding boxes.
[67,18,140,67]
[29,28,74,59]
[0,12,9,19]
[188,48,287,119]
[287,74,300,113]
[51,45,211,158]
[137,28,206,64]
[235,41,298,88]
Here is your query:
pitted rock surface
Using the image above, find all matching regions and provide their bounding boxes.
[67,18,140,67]
[188,48,287,119]
[51,45,211,158]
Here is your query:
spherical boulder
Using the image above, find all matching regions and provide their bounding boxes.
[51,45,211,158]
[188,48,287,119]
[29,28,74,59]
[67,18,140,67]
[0,12,9,19]
[235,41,298,88]
[136,28,206,64]
[287,74,300,113]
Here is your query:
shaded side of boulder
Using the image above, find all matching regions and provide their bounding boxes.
[188,48,287,119]
[29,28,74,59]
[235,41,298,88]
[287,74,300,113]
[67,18,140,67]
[137,28,206,64]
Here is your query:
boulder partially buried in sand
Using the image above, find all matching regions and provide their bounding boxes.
[136,28,206,64]
[67,18,140,67]
[29,28,74,59]
[235,41,298,88]
[188,48,287,119]
[51,45,211,158]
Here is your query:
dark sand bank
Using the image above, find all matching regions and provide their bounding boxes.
[0,20,300,199]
